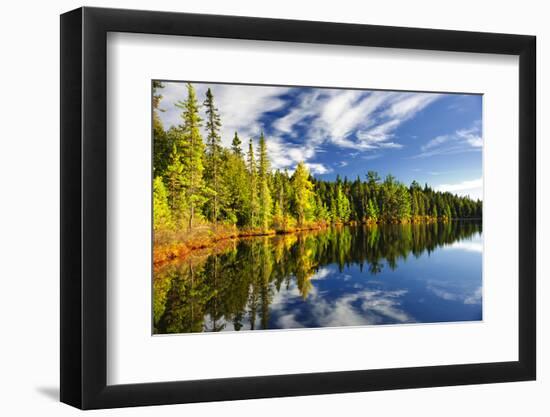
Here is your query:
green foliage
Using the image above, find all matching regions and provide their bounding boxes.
[246,138,260,227]
[336,184,351,222]
[223,150,249,226]
[366,198,379,221]
[203,88,225,224]
[153,81,172,178]
[153,176,172,230]
[231,131,242,156]
[175,83,207,229]
[292,162,315,225]
[258,132,272,231]
[165,141,186,226]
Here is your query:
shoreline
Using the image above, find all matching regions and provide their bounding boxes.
[153,217,481,267]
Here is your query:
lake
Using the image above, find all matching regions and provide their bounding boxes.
[153,221,482,334]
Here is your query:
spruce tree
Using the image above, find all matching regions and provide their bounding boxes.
[246,138,259,227]
[175,83,205,229]
[258,132,272,231]
[152,81,171,178]
[231,131,242,156]
[203,88,223,224]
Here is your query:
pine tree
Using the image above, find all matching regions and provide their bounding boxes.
[246,138,260,227]
[231,131,242,156]
[203,88,223,224]
[396,185,412,221]
[258,132,272,231]
[175,83,206,229]
[152,81,172,178]
[224,150,248,226]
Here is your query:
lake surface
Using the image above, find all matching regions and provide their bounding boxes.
[153,221,482,334]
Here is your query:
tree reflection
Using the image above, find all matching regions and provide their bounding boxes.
[153,221,482,334]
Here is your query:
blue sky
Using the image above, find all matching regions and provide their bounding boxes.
[157,81,483,200]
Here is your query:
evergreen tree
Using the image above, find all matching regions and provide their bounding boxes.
[224,150,249,226]
[165,141,186,225]
[246,139,260,227]
[153,176,172,230]
[292,162,314,225]
[153,81,172,178]
[258,132,272,231]
[336,184,351,222]
[366,198,379,222]
[231,131,242,156]
[203,88,223,224]
[175,83,206,229]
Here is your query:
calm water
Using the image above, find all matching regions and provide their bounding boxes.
[153,221,482,334]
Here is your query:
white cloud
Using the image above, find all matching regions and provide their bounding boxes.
[416,121,482,158]
[297,90,439,152]
[265,135,323,172]
[158,82,442,171]
[427,284,482,306]
[456,126,483,148]
[309,289,412,327]
[269,89,440,162]
[158,82,290,150]
[436,177,483,200]
[422,134,452,151]
[305,162,332,175]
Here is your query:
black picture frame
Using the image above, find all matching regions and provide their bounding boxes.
[60,6,536,410]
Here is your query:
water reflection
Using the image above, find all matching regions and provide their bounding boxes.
[154,221,482,334]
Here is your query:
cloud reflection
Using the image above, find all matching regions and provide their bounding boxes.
[270,277,413,328]
[427,284,482,305]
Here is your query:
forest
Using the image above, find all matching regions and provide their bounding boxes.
[152,82,482,263]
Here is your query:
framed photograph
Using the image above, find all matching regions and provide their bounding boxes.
[60,6,536,409]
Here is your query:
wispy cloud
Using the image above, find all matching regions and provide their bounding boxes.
[279,90,439,152]
[414,121,482,158]
[427,284,482,306]
[158,82,442,172]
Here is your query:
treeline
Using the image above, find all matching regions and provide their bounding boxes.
[153,82,482,235]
